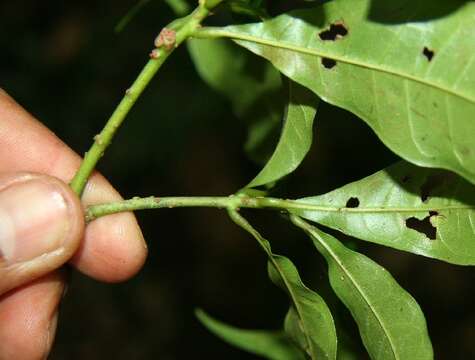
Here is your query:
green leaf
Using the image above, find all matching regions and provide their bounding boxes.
[164,0,191,16]
[246,81,318,188]
[201,0,475,184]
[228,210,337,360]
[229,0,269,19]
[291,216,434,360]
[269,256,335,360]
[195,309,305,360]
[187,38,284,164]
[290,161,475,265]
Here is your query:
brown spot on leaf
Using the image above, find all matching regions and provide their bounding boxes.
[422,47,435,61]
[321,58,337,69]
[319,22,348,41]
[346,197,360,208]
[405,211,438,240]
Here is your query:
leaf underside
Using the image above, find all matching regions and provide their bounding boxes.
[293,217,434,360]
[228,211,337,359]
[291,161,475,265]
[219,0,475,184]
[247,80,318,188]
[195,309,305,360]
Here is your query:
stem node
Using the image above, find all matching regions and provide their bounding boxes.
[154,28,177,50]
[93,134,104,145]
[149,49,161,59]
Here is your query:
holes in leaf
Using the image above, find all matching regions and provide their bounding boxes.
[422,47,435,61]
[405,211,438,240]
[346,197,360,208]
[319,22,348,41]
[321,58,337,69]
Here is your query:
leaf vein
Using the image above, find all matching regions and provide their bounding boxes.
[199,29,475,104]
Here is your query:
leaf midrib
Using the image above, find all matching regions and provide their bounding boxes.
[230,211,321,359]
[268,253,318,358]
[288,203,473,213]
[310,228,399,360]
[196,28,475,104]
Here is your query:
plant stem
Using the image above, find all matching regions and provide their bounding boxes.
[84,195,471,222]
[70,1,223,196]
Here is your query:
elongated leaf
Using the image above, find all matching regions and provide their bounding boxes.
[199,0,475,184]
[292,216,433,360]
[195,309,305,360]
[187,38,284,164]
[247,81,318,188]
[270,256,335,360]
[228,210,337,360]
[290,161,475,265]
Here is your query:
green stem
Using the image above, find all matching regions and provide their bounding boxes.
[70,1,223,196]
[84,195,471,222]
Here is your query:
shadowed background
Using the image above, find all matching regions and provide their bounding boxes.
[1,1,474,358]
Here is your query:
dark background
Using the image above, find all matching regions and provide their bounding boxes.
[1,1,474,358]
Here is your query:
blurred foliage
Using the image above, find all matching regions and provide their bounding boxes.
[1,0,474,359]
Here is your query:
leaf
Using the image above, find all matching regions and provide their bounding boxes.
[187,38,284,164]
[228,210,337,359]
[289,161,475,265]
[270,256,335,360]
[164,0,190,16]
[246,81,318,188]
[229,0,269,19]
[195,309,305,360]
[199,0,475,184]
[291,216,434,360]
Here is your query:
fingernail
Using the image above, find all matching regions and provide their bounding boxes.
[0,179,71,263]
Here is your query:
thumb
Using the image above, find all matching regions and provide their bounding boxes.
[0,173,84,295]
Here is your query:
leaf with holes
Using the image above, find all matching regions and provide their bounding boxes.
[198,0,475,184]
[246,80,318,188]
[188,38,284,164]
[290,161,475,265]
[195,309,305,360]
[291,216,434,360]
[228,210,337,359]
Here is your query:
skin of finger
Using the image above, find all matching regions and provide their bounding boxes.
[0,173,84,296]
[0,271,65,360]
[0,90,147,282]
